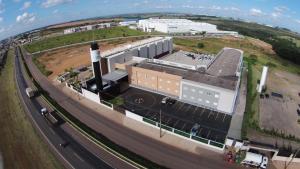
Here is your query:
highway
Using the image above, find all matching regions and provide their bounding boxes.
[14,47,115,169]
[20,45,245,169]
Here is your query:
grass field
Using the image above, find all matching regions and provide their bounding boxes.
[25,26,146,53]
[279,36,300,47]
[0,50,63,169]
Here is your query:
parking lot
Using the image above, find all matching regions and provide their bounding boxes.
[120,87,232,143]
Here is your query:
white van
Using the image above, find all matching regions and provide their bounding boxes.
[241,152,268,169]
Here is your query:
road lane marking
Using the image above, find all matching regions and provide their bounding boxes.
[73,152,85,162]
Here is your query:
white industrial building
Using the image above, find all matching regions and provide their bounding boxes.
[138,18,238,36]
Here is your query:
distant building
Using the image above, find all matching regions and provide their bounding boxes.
[138,18,239,36]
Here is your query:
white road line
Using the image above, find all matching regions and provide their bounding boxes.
[49,128,56,135]
[73,152,85,162]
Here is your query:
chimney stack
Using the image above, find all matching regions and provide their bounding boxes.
[90,42,103,93]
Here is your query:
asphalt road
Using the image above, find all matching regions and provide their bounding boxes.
[15,47,114,169]
[22,46,245,169]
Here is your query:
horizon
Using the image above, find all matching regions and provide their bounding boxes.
[1,0,300,40]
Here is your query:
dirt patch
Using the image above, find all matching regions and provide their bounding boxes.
[38,37,143,81]
[248,37,275,55]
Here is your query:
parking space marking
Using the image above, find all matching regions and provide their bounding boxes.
[215,112,219,120]
[192,107,198,116]
[207,130,211,138]
[175,103,185,114]
[181,123,186,130]
[173,120,180,128]
[222,114,226,122]
[73,152,84,162]
[198,128,203,134]
[208,110,213,119]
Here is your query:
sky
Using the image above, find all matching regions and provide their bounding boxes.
[0,0,300,40]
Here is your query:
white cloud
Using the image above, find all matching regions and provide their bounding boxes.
[41,0,73,8]
[210,5,221,10]
[296,19,300,24]
[20,1,31,10]
[13,0,21,2]
[0,27,4,33]
[16,12,36,24]
[0,17,3,22]
[274,6,289,12]
[250,8,263,16]
[271,12,280,18]
[52,9,58,14]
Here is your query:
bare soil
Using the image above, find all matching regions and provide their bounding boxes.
[248,37,275,55]
[259,69,300,138]
[38,37,142,81]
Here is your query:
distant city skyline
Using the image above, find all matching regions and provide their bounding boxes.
[1,0,300,40]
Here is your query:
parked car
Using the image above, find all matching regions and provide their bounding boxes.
[40,108,48,116]
[297,109,300,116]
[161,97,176,105]
[190,123,200,136]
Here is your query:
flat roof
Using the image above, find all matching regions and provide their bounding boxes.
[102,70,128,82]
[207,48,242,77]
[137,62,238,90]
[161,50,215,69]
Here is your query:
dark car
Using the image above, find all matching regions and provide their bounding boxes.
[59,141,70,148]
[297,109,300,116]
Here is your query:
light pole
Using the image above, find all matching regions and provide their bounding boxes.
[159,109,162,138]
[284,148,300,169]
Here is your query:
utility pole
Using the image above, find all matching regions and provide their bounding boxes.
[285,148,300,169]
[159,109,162,138]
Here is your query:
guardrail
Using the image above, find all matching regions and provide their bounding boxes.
[18,47,168,169]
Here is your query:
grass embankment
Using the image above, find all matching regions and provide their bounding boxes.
[174,37,300,139]
[32,53,53,76]
[24,26,146,53]
[0,50,63,169]
[19,48,167,169]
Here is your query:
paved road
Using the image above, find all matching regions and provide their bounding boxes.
[15,47,115,169]
[22,46,245,169]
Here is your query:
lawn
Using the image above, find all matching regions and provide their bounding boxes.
[0,50,63,169]
[24,26,146,53]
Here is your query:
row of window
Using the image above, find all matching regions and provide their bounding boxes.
[183,86,219,98]
[182,95,218,106]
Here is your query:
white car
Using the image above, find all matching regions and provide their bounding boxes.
[40,108,48,116]
[260,156,268,169]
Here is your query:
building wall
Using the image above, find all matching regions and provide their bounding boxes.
[148,43,156,58]
[139,46,148,58]
[180,79,236,114]
[129,66,182,96]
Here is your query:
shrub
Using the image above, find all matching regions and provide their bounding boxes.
[197,42,204,48]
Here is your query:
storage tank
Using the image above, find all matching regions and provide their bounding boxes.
[258,66,268,93]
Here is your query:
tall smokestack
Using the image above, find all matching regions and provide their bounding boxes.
[90,42,103,93]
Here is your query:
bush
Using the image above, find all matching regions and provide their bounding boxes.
[266,62,277,68]
[197,42,205,48]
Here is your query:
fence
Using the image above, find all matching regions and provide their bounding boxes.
[136,113,225,151]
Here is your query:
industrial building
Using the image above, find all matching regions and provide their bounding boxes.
[126,47,243,114]
[70,36,242,115]
[138,18,238,36]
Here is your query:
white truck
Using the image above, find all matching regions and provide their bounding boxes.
[25,87,35,98]
[241,152,268,169]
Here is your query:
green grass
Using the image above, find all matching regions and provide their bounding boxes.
[25,26,146,53]
[108,97,124,106]
[279,36,300,47]
[0,49,63,169]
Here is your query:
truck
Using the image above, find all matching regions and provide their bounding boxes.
[25,87,35,98]
[40,108,58,125]
[241,152,268,169]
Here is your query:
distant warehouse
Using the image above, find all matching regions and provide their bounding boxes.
[138,18,238,37]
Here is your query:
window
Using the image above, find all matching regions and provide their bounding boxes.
[175,90,178,93]
[215,94,219,98]
[207,92,212,96]
[176,83,179,86]
[206,100,210,104]
[191,89,196,92]
[159,78,162,82]
[159,86,162,89]
[199,90,203,94]
[167,80,171,84]
[198,98,202,102]
[213,102,218,106]
[183,86,188,90]
[191,96,195,100]
[183,95,187,98]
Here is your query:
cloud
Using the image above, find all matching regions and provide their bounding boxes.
[20,1,32,10]
[0,0,4,14]
[16,12,36,24]
[0,27,4,33]
[52,9,59,14]
[41,0,73,8]
[274,6,289,12]
[0,17,3,22]
[250,8,263,16]
[296,19,300,24]
[13,0,21,2]
[224,7,240,12]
